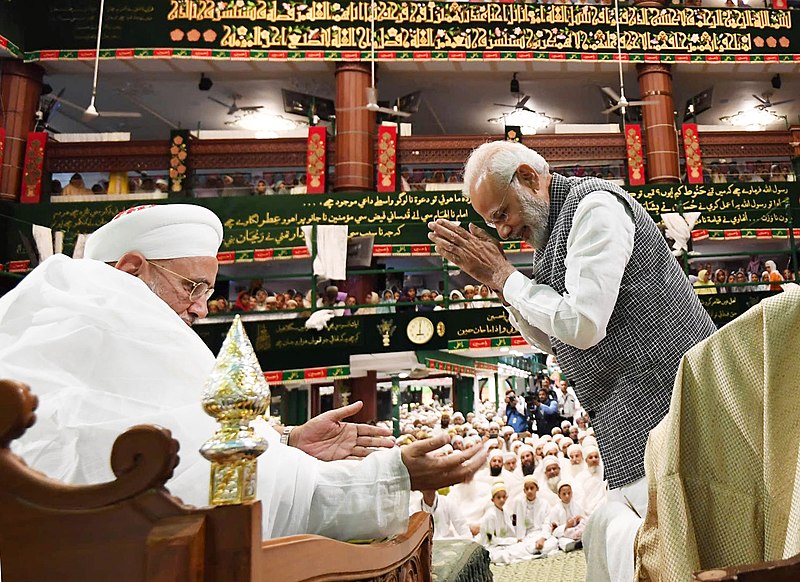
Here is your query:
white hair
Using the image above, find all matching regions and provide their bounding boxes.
[462,140,550,199]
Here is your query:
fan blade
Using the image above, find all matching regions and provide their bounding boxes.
[238,105,264,112]
[752,94,769,105]
[52,96,87,114]
[769,99,795,107]
[602,103,622,115]
[627,100,657,107]
[208,96,232,108]
[97,111,142,118]
[517,95,530,108]
[493,103,518,108]
[374,106,411,118]
[601,86,622,102]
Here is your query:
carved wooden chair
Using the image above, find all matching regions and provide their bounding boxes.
[693,555,800,582]
[0,379,432,582]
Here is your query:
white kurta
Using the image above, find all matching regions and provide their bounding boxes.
[512,496,551,541]
[479,505,532,565]
[0,255,410,541]
[413,492,472,540]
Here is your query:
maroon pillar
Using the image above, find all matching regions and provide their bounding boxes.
[349,370,377,423]
[0,60,43,201]
[334,62,374,192]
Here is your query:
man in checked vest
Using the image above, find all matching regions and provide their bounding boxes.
[428,140,716,581]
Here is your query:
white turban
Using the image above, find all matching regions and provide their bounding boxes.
[84,204,223,262]
[567,444,582,457]
[491,481,507,496]
[489,450,504,461]
[583,444,600,457]
[542,455,559,470]
[503,452,516,462]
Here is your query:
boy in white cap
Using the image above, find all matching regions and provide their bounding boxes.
[513,475,552,557]
[0,204,487,543]
[479,481,532,564]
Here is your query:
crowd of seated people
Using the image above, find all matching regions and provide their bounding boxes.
[395,368,604,565]
[707,161,796,184]
[691,255,795,295]
[206,282,506,318]
[51,173,170,196]
[192,172,308,197]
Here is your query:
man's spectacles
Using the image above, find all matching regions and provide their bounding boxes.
[485,171,517,229]
[147,260,215,302]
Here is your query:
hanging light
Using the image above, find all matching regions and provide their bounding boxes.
[719,108,785,131]
[501,109,562,134]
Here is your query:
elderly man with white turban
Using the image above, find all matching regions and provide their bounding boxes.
[574,445,608,517]
[0,204,486,543]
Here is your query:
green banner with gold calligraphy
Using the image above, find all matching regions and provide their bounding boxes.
[2,182,799,265]
[19,1,799,60]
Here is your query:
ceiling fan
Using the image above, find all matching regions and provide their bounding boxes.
[493,94,536,113]
[364,0,412,119]
[752,91,795,110]
[76,0,141,122]
[601,0,656,117]
[208,94,264,115]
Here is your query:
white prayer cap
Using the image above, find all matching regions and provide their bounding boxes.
[511,440,523,451]
[451,435,463,443]
[553,434,564,444]
[567,444,582,456]
[583,436,598,448]
[488,421,500,430]
[542,455,559,469]
[519,444,534,456]
[561,420,571,429]
[501,425,514,435]
[503,452,516,462]
[523,474,538,486]
[583,444,600,456]
[524,437,535,445]
[560,437,574,448]
[489,450,504,461]
[557,479,573,493]
[84,204,223,262]
[491,481,507,496]
[543,442,559,456]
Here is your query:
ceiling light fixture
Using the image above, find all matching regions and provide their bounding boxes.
[232,112,299,133]
[491,109,562,134]
[719,108,785,131]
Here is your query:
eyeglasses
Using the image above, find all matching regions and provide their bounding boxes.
[147,260,215,302]
[484,171,517,229]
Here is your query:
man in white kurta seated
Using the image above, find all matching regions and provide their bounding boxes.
[573,444,607,516]
[512,475,553,557]
[413,488,473,540]
[537,456,563,506]
[0,204,487,542]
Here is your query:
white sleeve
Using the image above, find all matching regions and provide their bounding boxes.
[505,305,554,354]
[259,444,411,541]
[503,191,635,350]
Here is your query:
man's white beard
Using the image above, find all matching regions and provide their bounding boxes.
[518,192,551,249]
[547,475,560,493]
[587,463,600,476]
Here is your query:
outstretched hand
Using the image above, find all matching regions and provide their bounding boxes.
[401,433,488,491]
[427,219,515,292]
[290,401,394,461]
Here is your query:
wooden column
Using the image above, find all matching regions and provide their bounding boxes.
[334,62,374,192]
[349,370,377,423]
[309,384,320,419]
[636,63,680,184]
[0,60,43,201]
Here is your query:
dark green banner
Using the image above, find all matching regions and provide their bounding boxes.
[194,307,525,371]
[192,294,774,372]
[2,182,799,264]
[20,1,797,58]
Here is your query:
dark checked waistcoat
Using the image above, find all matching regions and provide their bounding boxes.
[533,173,716,488]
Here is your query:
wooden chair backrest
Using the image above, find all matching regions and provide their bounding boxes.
[0,379,432,582]
[694,554,800,582]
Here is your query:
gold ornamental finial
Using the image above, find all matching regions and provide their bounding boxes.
[200,315,271,506]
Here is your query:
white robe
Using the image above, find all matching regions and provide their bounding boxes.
[479,505,532,564]
[547,499,587,540]
[0,255,410,542]
[512,496,551,541]
[412,492,472,540]
[574,468,608,516]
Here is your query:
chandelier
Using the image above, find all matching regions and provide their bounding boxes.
[719,108,786,131]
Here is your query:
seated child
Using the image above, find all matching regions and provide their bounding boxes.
[543,480,586,555]
[512,474,553,556]
[479,481,533,565]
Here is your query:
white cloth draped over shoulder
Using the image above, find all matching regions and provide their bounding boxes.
[0,255,410,541]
